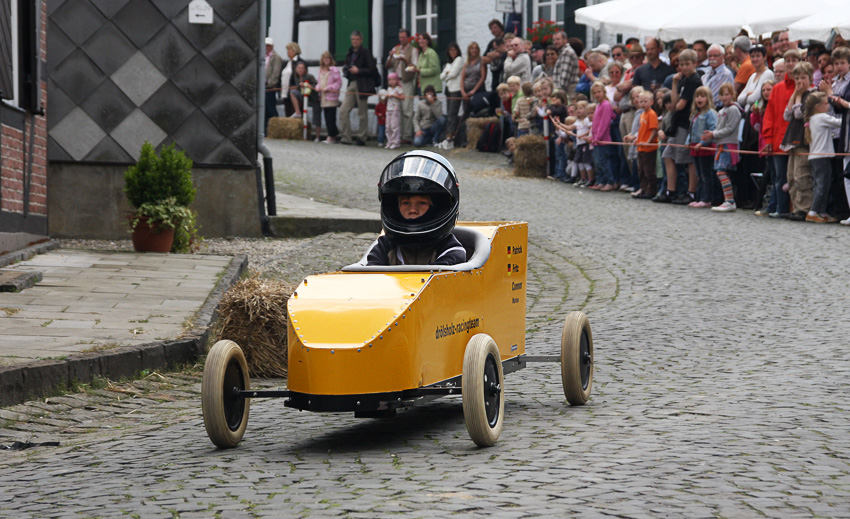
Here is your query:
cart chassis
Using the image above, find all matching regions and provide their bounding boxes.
[232,354,568,411]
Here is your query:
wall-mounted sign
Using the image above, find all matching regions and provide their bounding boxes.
[189,0,214,24]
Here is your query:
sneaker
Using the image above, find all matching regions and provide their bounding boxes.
[630,189,643,197]
[841,217,850,226]
[563,176,577,184]
[672,193,693,205]
[354,138,365,146]
[692,201,712,208]
[788,211,806,221]
[290,112,302,118]
[753,209,770,217]
[712,201,737,212]
[652,192,672,203]
[806,213,828,223]
[769,212,788,219]
[314,137,320,143]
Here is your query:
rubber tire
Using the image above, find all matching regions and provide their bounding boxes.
[462,334,505,447]
[561,311,593,405]
[202,340,251,448]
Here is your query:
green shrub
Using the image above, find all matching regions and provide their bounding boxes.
[124,142,196,208]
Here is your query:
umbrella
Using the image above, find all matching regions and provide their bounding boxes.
[575,0,840,43]
[788,11,850,42]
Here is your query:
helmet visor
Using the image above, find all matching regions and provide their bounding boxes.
[380,156,456,194]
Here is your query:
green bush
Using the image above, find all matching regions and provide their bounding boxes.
[124,142,201,253]
[124,142,196,208]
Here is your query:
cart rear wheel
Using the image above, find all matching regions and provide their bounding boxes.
[202,340,250,448]
[561,312,593,405]
[462,334,505,447]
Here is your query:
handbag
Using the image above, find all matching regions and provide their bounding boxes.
[740,109,760,151]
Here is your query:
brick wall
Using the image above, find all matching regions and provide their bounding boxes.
[0,0,48,234]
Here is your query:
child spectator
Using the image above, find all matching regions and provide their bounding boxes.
[507,76,522,111]
[627,90,659,198]
[573,101,594,186]
[513,82,535,136]
[375,89,387,147]
[655,49,701,204]
[781,61,816,221]
[707,83,744,212]
[686,86,718,208]
[548,90,569,180]
[752,80,776,216]
[620,87,645,193]
[804,92,841,222]
[385,73,404,149]
[657,92,675,196]
[563,115,579,183]
[497,83,513,120]
[590,81,617,191]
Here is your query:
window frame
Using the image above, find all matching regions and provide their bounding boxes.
[411,0,437,38]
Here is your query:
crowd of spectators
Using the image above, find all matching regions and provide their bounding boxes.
[264,22,850,225]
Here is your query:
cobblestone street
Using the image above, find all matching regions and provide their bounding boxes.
[2,140,849,518]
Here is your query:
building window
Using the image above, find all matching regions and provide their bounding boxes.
[412,0,437,37]
[534,0,564,22]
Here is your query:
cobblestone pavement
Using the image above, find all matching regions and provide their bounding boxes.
[2,140,850,518]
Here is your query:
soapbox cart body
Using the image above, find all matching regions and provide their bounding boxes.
[202,221,594,448]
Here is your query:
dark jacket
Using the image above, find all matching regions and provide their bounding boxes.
[366,234,466,266]
[343,45,377,98]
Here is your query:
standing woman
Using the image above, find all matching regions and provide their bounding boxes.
[440,42,464,149]
[281,42,305,116]
[459,42,486,146]
[737,45,774,112]
[317,50,342,143]
[413,33,442,95]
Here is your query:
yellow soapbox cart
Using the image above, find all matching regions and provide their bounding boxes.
[202,221,593,448]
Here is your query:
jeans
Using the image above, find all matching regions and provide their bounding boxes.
[772,154,790,214]
[593,145,618,185]
[413,116,447,146]
[264,90,278,134]
[322,106,339,138]
[694,155,718,203]
[810,157,833,215]
[554,141,567,179]
[445,90,462,139]
[377,124,386,145]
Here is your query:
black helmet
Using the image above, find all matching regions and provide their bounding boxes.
[378,150,460,246]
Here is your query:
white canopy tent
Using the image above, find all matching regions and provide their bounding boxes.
[575,0,841,43]
[788,11,850,42]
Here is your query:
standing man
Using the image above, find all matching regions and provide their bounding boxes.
[631,37,674,93]
[693,39,710,74]
[552,30,580,99]
[340,31,377,146]
[386,28,418,143]
[732,35,754,96]
[503,37,532,84]
[483,19,507,91]
[264,37,284,133]
[702,43,735,106]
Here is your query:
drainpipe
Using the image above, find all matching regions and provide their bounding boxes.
[257,0,276,235]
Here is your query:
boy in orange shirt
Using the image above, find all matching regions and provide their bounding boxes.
[625,90,659,198]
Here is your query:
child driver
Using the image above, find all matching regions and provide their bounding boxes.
[366,151,467,266]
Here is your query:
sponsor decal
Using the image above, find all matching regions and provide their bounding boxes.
[435,317,481,339]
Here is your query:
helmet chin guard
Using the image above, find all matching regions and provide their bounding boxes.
[378,150,460,245]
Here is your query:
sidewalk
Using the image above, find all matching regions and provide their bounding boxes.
[0,194,380,407]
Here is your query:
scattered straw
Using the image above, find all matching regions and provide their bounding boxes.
[513,135,547,177]
[214,275,296,377]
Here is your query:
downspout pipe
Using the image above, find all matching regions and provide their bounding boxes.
[257,0,276,236]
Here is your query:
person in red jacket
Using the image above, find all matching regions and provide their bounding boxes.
[761,49,801,217]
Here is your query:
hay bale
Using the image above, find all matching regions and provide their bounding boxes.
[513,135,547,178]
[465,116,499,150]
[214,275,296,377]
[267,117,309,140]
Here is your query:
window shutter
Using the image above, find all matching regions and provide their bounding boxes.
[0,0,13,100]
[382,0,401,61]
[435,0,454,66]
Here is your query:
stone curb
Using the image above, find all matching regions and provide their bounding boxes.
[0,254,248,408]
[0,239,60,268]
[268,215,381,237]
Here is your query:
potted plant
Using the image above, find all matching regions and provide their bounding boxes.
[124,142,200,253]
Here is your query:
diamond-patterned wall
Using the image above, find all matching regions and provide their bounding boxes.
[47,0,258,167]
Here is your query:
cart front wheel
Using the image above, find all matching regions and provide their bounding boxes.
[462,334,505,447]
[202,340,251,448]
[561,311,593,405]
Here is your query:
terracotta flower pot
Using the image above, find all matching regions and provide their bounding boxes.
[131,217,175,253]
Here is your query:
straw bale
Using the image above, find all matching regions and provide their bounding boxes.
[465,116,499,150]
[267,117,309,140]
[513,135,547,177]
[214,275,296,377]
